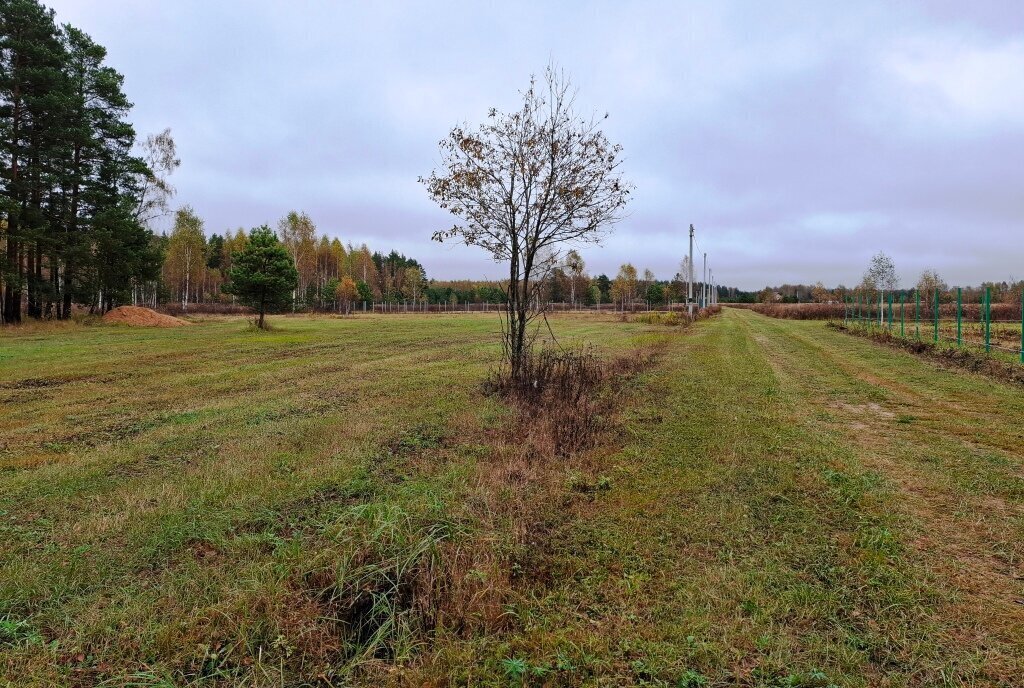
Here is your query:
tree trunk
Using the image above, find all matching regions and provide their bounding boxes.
[61,257,73,319]
[3,85,22,324]
[26,242,38,318]
[4,235,23,324]
[258,288,266,329]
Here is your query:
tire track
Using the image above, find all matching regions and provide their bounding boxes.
[731,309,1024,679]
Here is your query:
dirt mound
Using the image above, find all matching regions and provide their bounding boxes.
[102,306,191,328]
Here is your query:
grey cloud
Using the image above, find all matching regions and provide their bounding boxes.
[47,0,1024,289]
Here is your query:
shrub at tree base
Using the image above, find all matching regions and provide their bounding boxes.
[485,344,662,457]
[102,306,190,328]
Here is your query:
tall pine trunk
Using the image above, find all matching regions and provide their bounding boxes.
[4,90,23,324]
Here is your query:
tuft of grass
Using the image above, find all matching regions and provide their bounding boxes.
[0,615,42,647]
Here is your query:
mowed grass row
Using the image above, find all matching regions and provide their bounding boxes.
[0,314,649,685]
[426,309,1023,686]
[3,310,1023,686]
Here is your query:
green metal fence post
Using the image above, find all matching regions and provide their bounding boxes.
[933,290,939,343]
[956,287,962,347]
[900,293,905,337]
[1020,290,1023,363]
[915,289,920,339]
[985,286,991,353]
[888,292,894,329]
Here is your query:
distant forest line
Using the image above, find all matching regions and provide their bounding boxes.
[4,1,1014,324]
[2,0,758,323]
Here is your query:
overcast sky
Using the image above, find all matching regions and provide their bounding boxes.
[47,1,1024,289]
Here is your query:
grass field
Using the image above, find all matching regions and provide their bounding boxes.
[2,310,1023,686]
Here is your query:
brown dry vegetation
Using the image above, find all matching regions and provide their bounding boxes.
[736,301,1022,323]
[736,302,846,320]
[829,321,1024,385]
[631,305,721,326]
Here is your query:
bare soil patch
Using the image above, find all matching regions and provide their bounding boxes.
[102,306,191,328]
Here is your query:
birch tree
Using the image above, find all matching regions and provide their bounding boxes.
[164,206,205,310]
[421,65,631,379]
[405,265,424,302]
[863,252,899,292]
[134,128,180,226]
[612,263,638,308]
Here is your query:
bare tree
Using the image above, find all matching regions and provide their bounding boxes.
[134,128,180,226]
[862,251,899,293]
[421,66,631,379]
[916,268,946,305]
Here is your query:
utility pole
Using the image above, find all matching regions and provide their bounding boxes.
[688,225,695,318]
[702,252,707,309]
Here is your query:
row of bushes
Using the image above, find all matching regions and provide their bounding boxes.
[632,304,722,325]
[732,302,1023,322]
[729,303,845,320]
[828,322,1024,385]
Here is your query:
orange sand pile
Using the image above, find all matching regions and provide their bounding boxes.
[102,306,191,327]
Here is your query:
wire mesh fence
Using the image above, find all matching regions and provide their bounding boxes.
[843,288,1024,363]
[351,300,701,314]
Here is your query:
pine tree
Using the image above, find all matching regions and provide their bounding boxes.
[224,225,297,329]
[0,0,65,322]
[1,2,162,322]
